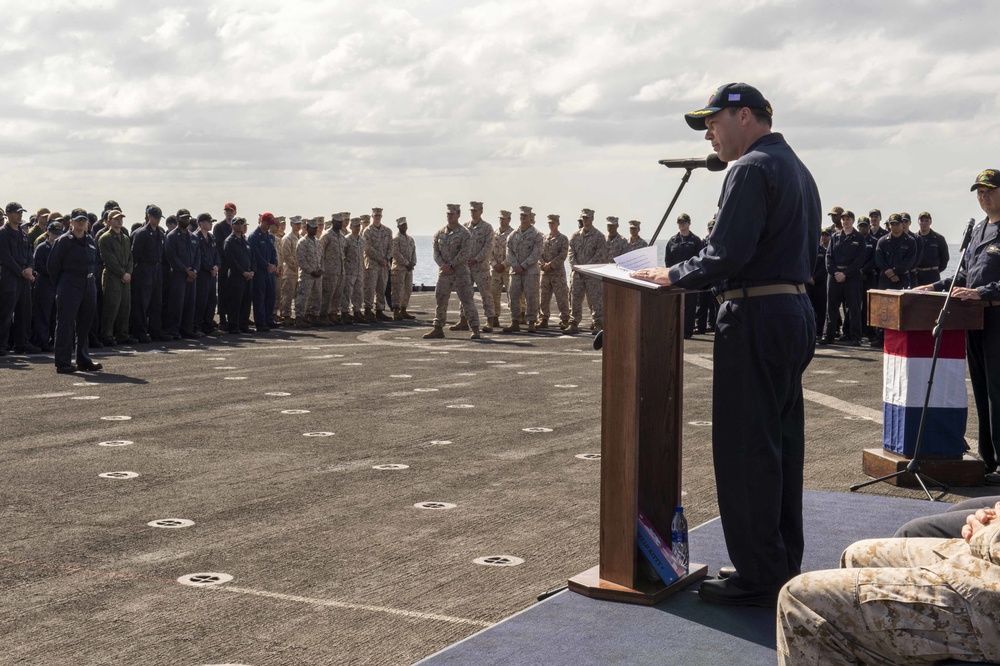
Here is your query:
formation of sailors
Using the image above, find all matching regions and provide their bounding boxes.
[808,207,949,347]
[0,200,659,370]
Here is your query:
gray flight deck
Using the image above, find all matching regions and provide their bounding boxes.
[1,292,993,665]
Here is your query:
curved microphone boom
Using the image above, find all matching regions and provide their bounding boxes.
[658,154,728,172]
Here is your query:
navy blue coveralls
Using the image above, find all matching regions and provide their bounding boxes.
[875,233,918,290]
[824,228,866,342]
[667,132,819,594]
[807,242,828,332]
[194,231,220,333]
[934,219,1000,471]
[224,233,253,332]
[47,230,98,368]
[213,220,233,327]
[914,229,950,286]
[248,226,277,330]
[164,227,200,337]
[130,223,165,339]
[0,223,35,351]
[31,238,57,348]
[664,231,703,338]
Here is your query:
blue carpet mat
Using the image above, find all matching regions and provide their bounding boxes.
[418,490,951,666]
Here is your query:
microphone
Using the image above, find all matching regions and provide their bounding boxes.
[959,217,976,252]
[658,153,728,172]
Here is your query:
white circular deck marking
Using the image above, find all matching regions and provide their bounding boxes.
[395,337,412,340]
[576,453,601,460]
[214,366,237,370]
[456,361,471,365]
[517,371,539,375]
[414,502,456,510]
[554,384,578,388]
[341,362,362,366]
[485,360,506,364]
[177,572,233,587]
[98,440,133,447]
[844,416,873,421]
[99,471,139,479]
[413,388,438,393]
[689,421,712,427]
[148,518,195,529]
[205,357,227,361]
[302,346,322,350]
[305,355,337,360]
[265,392,292,397]
[428,440,452,445]
[72,396,100,400]
[836,380,859,384]
[522,427,553,433]
[390,374,413,378]
[303,432,335,437]
[457,373,477,377]
[430,351,450,355]
[473,556,524,567]
[447,404,474,409]
[224,377,248,381]
[281,409,311,415]
[812,370,836,375]
[73,382,99,387]
[101,415,132,421]
[372,464,410,470]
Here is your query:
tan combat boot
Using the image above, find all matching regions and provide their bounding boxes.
[342,311,353,324]
[331,313,343,326]
[423,326,445,339]
[295,316,310,329]
[481,319,493,333]
[526,320,536,333]
[502,320,521,333]
[449,316,469,331]
[393,309,404,321]
[376,310,392,322]
[354,310,366,323]
[401,308,416,320]
[316,314,332,326]
[490,316,500,328]
[536,318,549,329]
[364,308,376,322]
[564,321,580,334]
[470,327,481,340]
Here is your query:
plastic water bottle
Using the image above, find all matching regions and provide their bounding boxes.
[671,506,689,574]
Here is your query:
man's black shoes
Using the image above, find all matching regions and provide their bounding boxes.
[56,365,77,374]
[77,360,103,372]
[698,576,779,607]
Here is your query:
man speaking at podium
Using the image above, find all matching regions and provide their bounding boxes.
[632,82,820,606]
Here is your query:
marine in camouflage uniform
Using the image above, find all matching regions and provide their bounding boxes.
[341,218,366,321]
[362,207,392,321]
[423,203,481,339]
[489,210,514,328]
[538,214,569,328]
[390,217,417,320]
[319,214,347,325]
[294,218,324,325]
[454,201,495,332]
[605,216,629,259]
[278,216,302,322]
[502,206,543,333]
[625,220,648,252]
[567,208,607,334]
[778,511,1000,665]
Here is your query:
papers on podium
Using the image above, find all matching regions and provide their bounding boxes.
[573,245,672,290]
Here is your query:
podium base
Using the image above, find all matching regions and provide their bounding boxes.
[861,448,985,487]
[567,563,708,606]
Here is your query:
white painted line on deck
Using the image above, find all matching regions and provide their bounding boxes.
[210,585,492,628]
[684,354,883,423]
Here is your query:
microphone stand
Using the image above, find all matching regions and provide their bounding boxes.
[649,168,694,245]
[850,217,978,501]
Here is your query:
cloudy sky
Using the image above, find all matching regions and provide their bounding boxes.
[1,0,996,239]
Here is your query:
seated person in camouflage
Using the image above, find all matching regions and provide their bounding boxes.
[778,500,1000,665]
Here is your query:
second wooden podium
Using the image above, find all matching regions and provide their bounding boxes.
[567,265,707,605]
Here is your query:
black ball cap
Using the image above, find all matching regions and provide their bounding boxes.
[197,212,213,223]
[5,201,26,214]
[685,82,773,131]
[176,208,192,221]
[145,205,163,218]
[104,199,121,212]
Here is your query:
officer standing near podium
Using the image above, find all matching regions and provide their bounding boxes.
[632,82,819,607]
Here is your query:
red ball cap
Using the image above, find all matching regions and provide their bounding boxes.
[224,202,237,211]
[261,212,276,224]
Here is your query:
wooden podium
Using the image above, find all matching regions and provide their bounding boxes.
[567,265,707,605]
[864,289,986,486]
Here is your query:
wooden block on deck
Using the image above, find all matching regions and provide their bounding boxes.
[568,563,708,606]
[862,448,985,487]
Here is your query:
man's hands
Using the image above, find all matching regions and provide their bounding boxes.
[963,502,1000,543]
[834,271,846,283]
[630,267,672,286]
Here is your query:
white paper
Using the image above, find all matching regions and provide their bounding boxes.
[612,245,659,271]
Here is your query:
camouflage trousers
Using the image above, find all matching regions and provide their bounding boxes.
[460,265,495,320]
[341,274,364,314]
[570,272,602,326]
[278,269,297,318]
[490,269,509,319]
[390,269,412,310]
[508,271,539,323]
[320,272,344,318]
[434,271,479,328]
[539,271,569,323]
[777,538,982,665]
[295,274,322,318]
[364,265,388,311]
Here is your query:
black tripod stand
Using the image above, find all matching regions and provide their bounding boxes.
[850,217,978,501]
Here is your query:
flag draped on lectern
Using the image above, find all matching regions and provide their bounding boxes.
[881,329,967,457]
